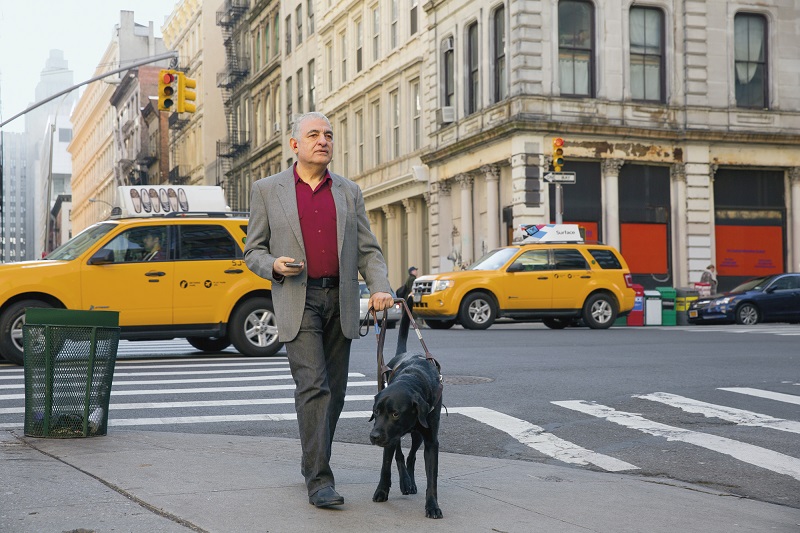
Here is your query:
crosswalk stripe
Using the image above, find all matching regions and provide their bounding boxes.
[718,387,800,406]
[113,367,290,377]
[0,380,379,401]
[0,394,378,415]
[115,360,289,369]
[553,400,800,481]
[635,392,800,434]
[109,410,375,427]
[448,406,638,472]
[0,372,364,389]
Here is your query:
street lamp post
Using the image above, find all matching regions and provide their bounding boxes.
[88,198,114,220]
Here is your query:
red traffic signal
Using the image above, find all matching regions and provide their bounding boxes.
[158,70,177,111]
[552,137,565,171]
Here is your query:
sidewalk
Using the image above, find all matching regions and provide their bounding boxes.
[1,429,798,533]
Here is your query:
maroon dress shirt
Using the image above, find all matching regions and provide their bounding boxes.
[294,164,339,279]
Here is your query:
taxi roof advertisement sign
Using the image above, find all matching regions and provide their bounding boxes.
[116,186,229,217]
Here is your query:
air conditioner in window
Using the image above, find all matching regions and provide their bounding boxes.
[436,106,455,125]
[442,36,454,52]
[274,121,281,132]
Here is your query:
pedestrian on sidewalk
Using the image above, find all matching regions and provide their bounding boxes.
[701,264,718,294]
[244,111,393,508]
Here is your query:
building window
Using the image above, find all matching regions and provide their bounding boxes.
[326,42,333,91]
[391,0,398,49]
[466,22,479,114]
[410,0,418,36]
[372,101,381,165]
[630,7,664,102]
[734,13,768,109]
[340,119,349,176]
[443,37,455,107]
[558,0,594,97]
[296,5,303,45]
[340,32,348,83]
[390,90,400,158]
[308,0,315,35]
[274,13,280,55]
[411,81,420,150]
[308,60,316,111]
[356,110,364,173]
[274,85,281,131]
[493,6,507,103]
[356,19,364,73]
[286,77,293,123]
[372,5,380,61]
[297,68,304,114]
[285,15,292,54]
[265,22,270,60]
[255,30,261,69]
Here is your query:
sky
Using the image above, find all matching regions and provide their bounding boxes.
[0,0,177,132]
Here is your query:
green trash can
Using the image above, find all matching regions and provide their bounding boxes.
[656,287,677,326]
[23,309,119,438]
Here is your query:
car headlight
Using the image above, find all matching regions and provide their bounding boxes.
[713,297,732,305]
[431,279,454,292]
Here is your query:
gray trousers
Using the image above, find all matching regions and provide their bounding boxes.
[285,286,352,496]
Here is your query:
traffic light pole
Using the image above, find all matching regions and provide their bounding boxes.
[0,51,177,129]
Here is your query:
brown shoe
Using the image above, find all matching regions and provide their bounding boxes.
[308,486,344,507]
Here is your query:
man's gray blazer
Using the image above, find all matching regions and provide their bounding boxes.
[244,167,392,342]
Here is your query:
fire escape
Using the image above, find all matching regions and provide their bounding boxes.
[216,0,251,210]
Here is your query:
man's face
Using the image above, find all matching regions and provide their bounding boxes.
[143,234,158,250]
[291,117,333,167]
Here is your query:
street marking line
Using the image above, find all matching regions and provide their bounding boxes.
[635,392,800,434]
[718,388,800,406]
[0,372,365,389]
[114,360,290,369]
[449,406,638,472]
[112,367,290,377]
[108,410,374,426]
[0,380,379,401]
[553,400,800,481]
[0,394,378,414]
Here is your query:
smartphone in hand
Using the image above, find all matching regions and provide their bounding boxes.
[285,262,303,268]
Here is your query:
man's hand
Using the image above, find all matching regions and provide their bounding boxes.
[273,257,305,277]
[369,291,395,312]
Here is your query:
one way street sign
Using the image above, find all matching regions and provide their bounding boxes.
[543,172,576,184]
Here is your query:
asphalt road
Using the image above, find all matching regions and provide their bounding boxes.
[1,322,798,510]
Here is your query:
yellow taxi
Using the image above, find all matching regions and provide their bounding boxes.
[0,186,280,366]
[412,224,636,330]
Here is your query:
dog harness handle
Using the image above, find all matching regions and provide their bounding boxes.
[372,298,441,392]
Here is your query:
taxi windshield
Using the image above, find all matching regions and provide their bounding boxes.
[46,223,117,261]
[468,248,518,271]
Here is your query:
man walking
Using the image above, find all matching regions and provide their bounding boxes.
[244,112,394,508]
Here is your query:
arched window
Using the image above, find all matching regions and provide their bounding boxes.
[734,13,768,109]
[492,6,507,103]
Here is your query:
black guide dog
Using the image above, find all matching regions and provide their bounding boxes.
[369,303,443,519]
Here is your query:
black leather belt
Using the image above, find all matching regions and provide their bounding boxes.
[307,277,339,288]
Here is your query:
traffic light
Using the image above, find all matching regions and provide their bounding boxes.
[177,72,197,114]
[158,70,176,111]
[552,137,565,172]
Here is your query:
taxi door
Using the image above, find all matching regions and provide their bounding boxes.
[503,249,553,310]
[172,223,247,325]
[550,248,592,309]
[80,225,174,325]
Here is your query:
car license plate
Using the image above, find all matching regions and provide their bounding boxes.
[413,292,422,303]
[689,310,698,318]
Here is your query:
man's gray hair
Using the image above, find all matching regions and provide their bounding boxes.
[291,112,332,140]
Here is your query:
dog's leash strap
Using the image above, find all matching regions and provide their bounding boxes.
[395,298,440,370]
[373,307,391,391]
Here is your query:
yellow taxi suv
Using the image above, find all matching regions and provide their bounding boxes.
[412,224,636,330]
[0,186,281,366]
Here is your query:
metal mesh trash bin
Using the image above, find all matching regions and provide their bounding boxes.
[23,309,119,438]
[675,287,700,325]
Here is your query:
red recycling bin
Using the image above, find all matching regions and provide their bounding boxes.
[627,284,645,326]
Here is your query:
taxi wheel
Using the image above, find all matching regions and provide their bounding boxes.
[735,303,760,325]
[187,336,232,352]
[582,293,617,329]
[458,292,496,330]
[229,297,284,357]
[0,300,55,366]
